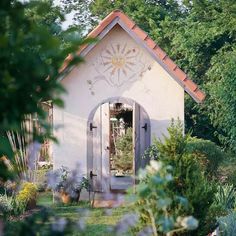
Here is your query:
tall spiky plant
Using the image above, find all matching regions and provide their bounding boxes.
[6,115,41,182]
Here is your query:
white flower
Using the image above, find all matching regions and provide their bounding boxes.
[150,160,162,171]
[147,160,163,174]
[180,216,199,230]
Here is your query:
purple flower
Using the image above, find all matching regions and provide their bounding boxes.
[51,217,67,232]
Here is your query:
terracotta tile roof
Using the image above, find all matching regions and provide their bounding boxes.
[61,10,205,103]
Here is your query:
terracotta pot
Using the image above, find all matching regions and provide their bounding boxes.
[60,191,71,204]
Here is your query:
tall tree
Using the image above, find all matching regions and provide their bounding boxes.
[59,0,97,34]
[160,0,236,151]
[59,0,182,36]
[206,47,236,152]
[90,0,181,42]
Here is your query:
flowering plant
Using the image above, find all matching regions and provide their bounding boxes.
[47,166,89,200]
[16,182,38,203]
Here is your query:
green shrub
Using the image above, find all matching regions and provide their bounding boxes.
[133,160,198,235]
[145,121,225,180]
[146,121,216,235]
[112,127,133,172]
[185,137,224,177]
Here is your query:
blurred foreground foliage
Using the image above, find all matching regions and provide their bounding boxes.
[0,0,90,181]
[144,122,224,235]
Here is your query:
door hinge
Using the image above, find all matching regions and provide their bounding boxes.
[90,123,97,131]
[142,123,147,132]
[90,170,97,179]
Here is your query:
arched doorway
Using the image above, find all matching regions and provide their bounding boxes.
[87,97,150,193]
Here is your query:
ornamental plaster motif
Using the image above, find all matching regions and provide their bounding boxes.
[87,43,152,95]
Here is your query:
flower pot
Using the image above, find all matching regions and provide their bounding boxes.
[60,191,71,204]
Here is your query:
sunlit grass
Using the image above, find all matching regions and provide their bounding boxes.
[36,191,131,236]
[5,191,132,235]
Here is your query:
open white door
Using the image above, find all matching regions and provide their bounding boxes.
[88,103,110,192]
[88,105,102,192]
[101,103,110,192]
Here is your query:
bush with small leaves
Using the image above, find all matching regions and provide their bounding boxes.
[185,137,224,177]
[112,127,133,172]
[133,160,198,235]
[144,121,216,235]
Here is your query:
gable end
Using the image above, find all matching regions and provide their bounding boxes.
[61,10,205,103]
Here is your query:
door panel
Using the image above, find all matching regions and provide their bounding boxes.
[133,102,140,175]
[91,106,102,191]
[140,106,151,168]
[88,103,110,192]
[133,103,151,174]
[101,103,110,192]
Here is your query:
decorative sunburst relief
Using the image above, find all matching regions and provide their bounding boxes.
[87,43,152,94]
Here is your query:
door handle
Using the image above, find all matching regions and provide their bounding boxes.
[90,170,97,179]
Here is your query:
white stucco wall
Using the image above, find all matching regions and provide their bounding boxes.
[53,25,184,174]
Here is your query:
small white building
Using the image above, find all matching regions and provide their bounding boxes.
[53,10,205,193]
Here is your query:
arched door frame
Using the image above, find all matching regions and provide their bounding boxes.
[87,97,151,192]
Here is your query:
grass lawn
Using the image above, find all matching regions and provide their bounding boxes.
[5,192,132,236]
